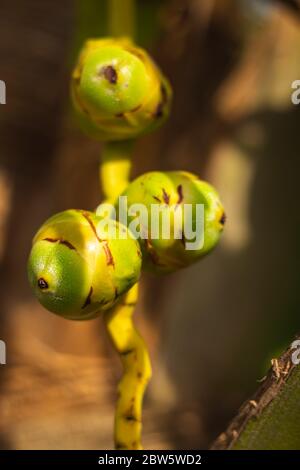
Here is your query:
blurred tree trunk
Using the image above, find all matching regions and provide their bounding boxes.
[0,0,74,299]
[0,0,74,449]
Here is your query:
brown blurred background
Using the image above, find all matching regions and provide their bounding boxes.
[0,0,300,449]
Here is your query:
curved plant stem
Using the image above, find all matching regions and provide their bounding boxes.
[108,0,136,39]
[101,0,152,450]
[104,284,152,449]
[100,140,134,203]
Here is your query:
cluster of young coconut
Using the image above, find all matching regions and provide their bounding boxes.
[28,37,225,450]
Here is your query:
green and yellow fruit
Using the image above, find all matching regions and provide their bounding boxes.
[116,171,225,273]
[27,209,142,320]
[71,37,172,141]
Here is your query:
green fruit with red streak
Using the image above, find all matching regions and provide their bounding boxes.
[27,210,142,320]
[71,37,172,141]
[116,171,226,273]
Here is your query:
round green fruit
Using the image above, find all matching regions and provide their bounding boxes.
[28,210,142,320]
[116,171,225,273]
[71,37,172,141]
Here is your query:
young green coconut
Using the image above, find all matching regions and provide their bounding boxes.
[27,209,142,320]
[71,37,172,142]
[115,171,226,273]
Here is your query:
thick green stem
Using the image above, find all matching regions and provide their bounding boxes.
[108,0,136,39]
[212,337,300,450]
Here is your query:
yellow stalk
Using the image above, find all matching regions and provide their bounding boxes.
[108,0,136,39]
[102,1,151,450]
[104,284,152,449]
[100,140,134,204]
